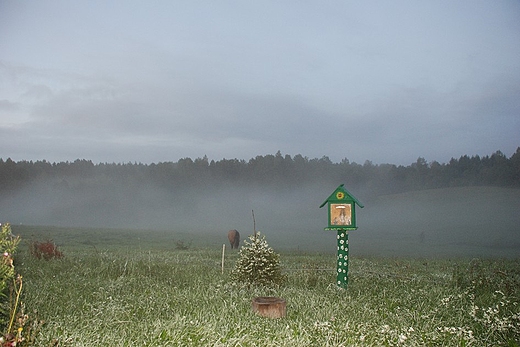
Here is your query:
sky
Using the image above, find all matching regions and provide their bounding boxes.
[1,1,519,166]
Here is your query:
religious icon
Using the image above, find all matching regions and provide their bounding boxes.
[330,203,352,226]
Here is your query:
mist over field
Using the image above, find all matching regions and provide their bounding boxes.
[357,187,520,258]
[2,174,519,258]
[2,178,327,233]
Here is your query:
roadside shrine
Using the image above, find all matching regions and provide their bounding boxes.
[320,184,364,289]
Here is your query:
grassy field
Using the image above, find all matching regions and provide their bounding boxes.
[9,225,520,346]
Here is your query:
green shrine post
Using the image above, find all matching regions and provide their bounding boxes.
[320,184,364,289]
[336,229,349,288]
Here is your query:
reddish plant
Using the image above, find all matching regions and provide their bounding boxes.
[29,241,63,260]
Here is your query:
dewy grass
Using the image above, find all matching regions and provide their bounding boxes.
[15,245,520,346]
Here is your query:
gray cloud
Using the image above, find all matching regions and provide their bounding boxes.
[0,1,519,164]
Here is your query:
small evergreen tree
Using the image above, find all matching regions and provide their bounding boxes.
[231,232,285,287]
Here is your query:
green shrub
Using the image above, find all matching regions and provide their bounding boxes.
[174,240,191,250]
[1,224,45,346]
[0,223,19,330]
[230,232,285,287]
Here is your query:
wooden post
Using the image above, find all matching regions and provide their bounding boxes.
[221,244,225,274]
[252,209,257,240]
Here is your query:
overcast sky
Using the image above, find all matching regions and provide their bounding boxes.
[1,1,519,165]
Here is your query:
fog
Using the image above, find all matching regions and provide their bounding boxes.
[1,179,519,258]
[357,187,520,258]
[1,178,329,235]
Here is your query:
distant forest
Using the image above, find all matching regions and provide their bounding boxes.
[1,149,519,198]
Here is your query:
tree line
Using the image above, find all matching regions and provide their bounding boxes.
[0,149,519,198]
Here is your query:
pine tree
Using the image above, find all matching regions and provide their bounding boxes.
[231,232,285,287]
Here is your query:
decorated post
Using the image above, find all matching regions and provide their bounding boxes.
[320,184,364,289]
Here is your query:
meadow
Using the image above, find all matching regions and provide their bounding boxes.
[10,225,520,346]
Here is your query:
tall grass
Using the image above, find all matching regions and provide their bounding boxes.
[15,243,520,346]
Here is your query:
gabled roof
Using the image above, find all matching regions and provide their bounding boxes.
[319,184,364,208]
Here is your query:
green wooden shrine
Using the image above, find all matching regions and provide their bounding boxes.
[320,184,364,289]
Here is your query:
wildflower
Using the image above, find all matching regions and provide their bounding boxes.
[398,334,407,343]
[3,252,13,267]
